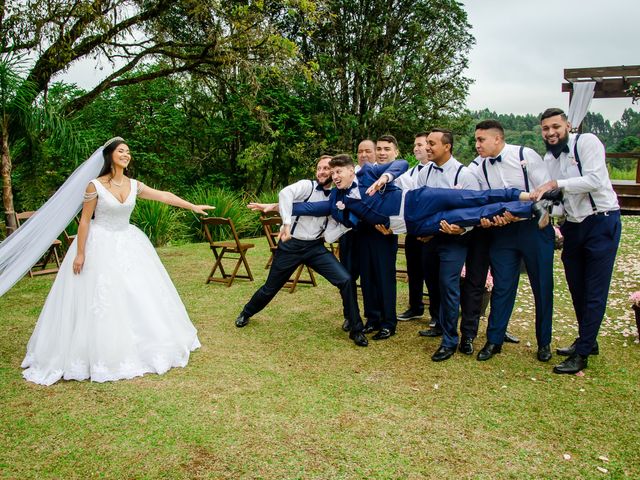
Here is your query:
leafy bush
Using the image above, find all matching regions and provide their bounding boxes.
[185,186,262,242]
[131,199,186,247]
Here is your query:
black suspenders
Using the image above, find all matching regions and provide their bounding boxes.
[290,180,329,238]
[572,134,598,212]
[482,147,529,191]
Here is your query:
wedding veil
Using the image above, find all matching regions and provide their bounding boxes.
[0,142,109,297]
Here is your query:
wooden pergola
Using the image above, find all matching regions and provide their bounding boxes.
[562,65,640,213]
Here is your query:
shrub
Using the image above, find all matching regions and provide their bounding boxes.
[131,199,186,247]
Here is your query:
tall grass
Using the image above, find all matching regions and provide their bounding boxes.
[131,199,186,247]
[185,186,263,242]
[608,166,637,181]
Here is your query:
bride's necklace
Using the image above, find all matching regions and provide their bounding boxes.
[111,177,124,187]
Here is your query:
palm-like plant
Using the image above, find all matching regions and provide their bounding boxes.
[0,52,83,234]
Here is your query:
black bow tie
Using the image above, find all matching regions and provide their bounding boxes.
[489,155,502,165]
[315,183,331,196]
[551,144,570,159]
[432,165,444,172]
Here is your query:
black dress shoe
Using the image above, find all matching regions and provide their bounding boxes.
[458,337,474,355]
[397,308,424,321]
[235,313,250,328]
[553,353,588,374]
[477,342,502,361]
[556,338,599,356]
[537,344,552,362]
[532,199,553,229]
[418,328,443,337]
[372,328,394,340]
[349,331,368,347]
[428,319,437,328]
[503,331,520,344]
[342,318,351,332]
[541,188,564,203]
[362,324,379,334]
[431,345,456,362]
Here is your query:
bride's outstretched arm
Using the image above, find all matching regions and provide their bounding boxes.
[73,183,98,275]
[137,184,215,215]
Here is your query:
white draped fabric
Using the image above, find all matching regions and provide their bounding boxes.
[568,81,596,130]
[0,146,104,297]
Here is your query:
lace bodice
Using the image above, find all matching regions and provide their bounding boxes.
[90,179,137,231]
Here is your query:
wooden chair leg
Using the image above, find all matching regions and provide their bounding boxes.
[240,250,254,281]
[306,266,317,287]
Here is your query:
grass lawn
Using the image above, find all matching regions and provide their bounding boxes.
[1,217,639,479]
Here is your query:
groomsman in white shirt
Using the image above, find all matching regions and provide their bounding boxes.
[533,107,621,374]
[396,132,434,323]
[472,120,555,364]
[237,155,368,347]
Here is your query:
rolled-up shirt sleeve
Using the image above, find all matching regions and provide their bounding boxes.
[278,180,313,225]
[557,134,608,194]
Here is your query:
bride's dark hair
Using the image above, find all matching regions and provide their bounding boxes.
[99,137,128,178]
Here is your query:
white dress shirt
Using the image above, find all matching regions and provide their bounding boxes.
[279,179,332,240]
[415,156,480,190]
[473,144,550,192]
[543,133,619,223]
[394,162,430,190]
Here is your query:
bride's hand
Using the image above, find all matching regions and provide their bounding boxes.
[73,254,85,275]
[192,205,215,215]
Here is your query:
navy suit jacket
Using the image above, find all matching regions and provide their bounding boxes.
[292,160,408,228]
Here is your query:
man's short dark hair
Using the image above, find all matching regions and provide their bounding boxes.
[415,131,430,139]
[475,120,504,136]
[377,134,398,148]
[429,128,454,154]
[540,108,568,122]
[329,154,355,168]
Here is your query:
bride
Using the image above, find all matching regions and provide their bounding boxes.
[20,137,214,385]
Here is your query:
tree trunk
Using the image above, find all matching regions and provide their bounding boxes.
[1,116,17,234]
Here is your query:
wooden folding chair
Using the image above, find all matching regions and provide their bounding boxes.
[61,215,81,254]
[15,211,63,277]
[201,217,255,287]
[259,214,317,293]
[396,234,408,282]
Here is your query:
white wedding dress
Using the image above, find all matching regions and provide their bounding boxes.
[21,179,200,386]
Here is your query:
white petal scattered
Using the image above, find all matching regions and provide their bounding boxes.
[579,388,585,392]
[501,385,507,389]
[598,455,609,462]
[433,384,439,390]
[563,453,571,460]
[526,341,532,347]
[530,377,537,381]
[596,466,608,474]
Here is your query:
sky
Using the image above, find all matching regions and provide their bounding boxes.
[62,0,640,123]
[461,0,640,122]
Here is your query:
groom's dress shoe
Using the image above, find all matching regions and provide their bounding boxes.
[541,188,564,203]
[349,331,368,347]
[477,342,502,361]
[362,324,379,334]
[235,313,250,328]
[342,318,351,332]
[503,331,520,343]
[431,345,455,362]
[458,337,474,355]
[372,328,394,340]
[537,344,552,362]
[532,199,553,229]
[418,327,443,337]
[553,353,588,374]
[556,338,599,356]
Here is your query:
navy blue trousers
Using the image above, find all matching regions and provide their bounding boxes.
[460,228,492,339]
[404,234,433,316]
[404,188,531,236]
[242,238,363,333]
[486,220,554,346]
[339,229,361,320]
[560,211,621,356]
[424,236,469,348]
[359,223,398,332]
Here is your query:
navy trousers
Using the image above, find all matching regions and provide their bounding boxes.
[242,238,363,333]
[339,229,361,320]
[560,211,621,356]
[359,223,398,332]
[424,236,469,348]
[404,188,531,236]
[460,228,492,339]
[404,234,431,315]
[486,219,554,347]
